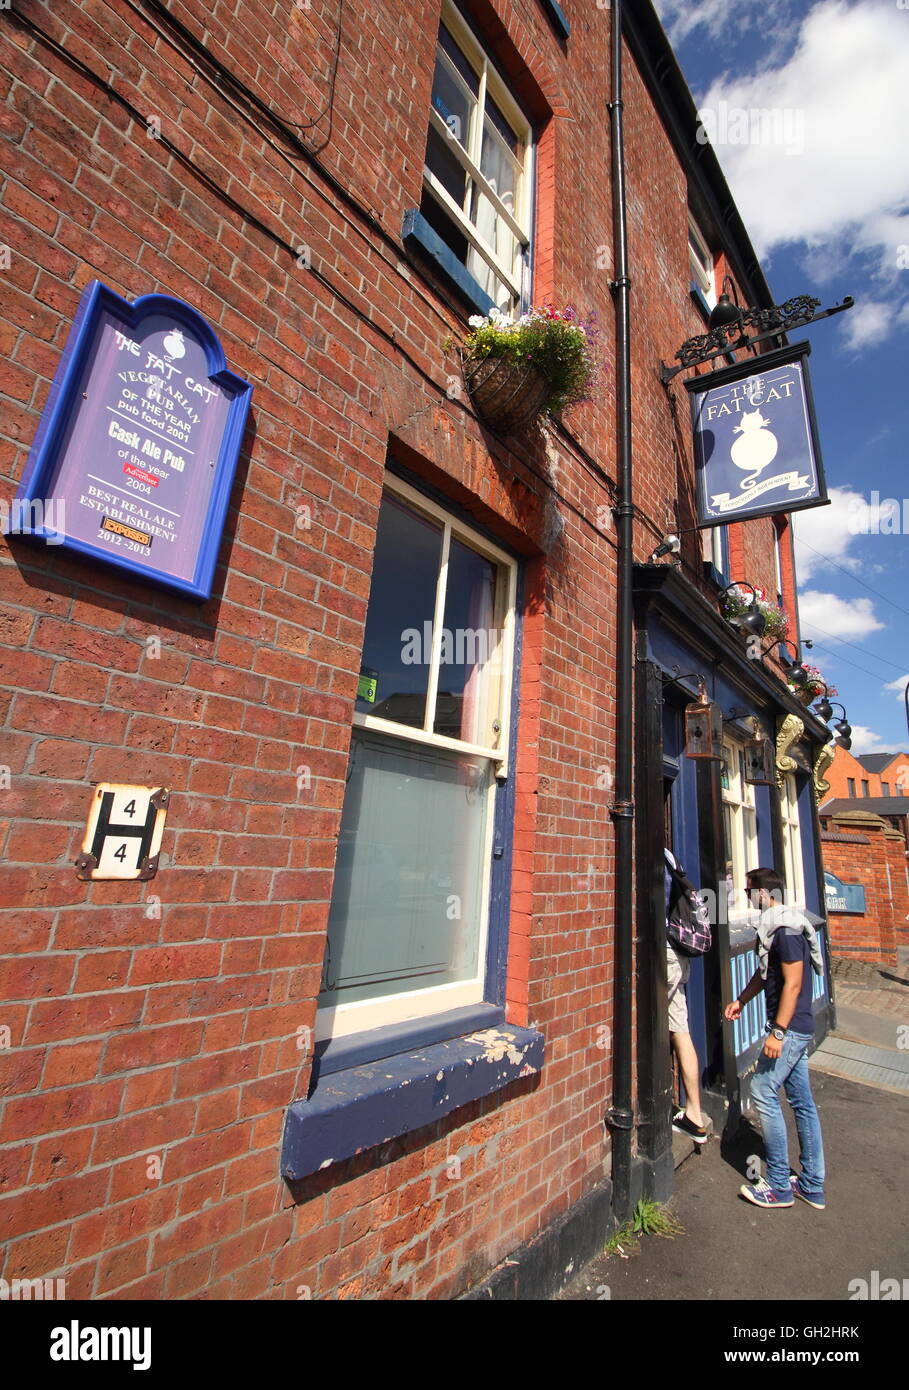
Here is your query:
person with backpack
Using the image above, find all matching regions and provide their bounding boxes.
[664,847,711,1145]
[724,866,826,1210]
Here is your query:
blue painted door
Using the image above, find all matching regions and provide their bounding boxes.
[663,707,708,1085]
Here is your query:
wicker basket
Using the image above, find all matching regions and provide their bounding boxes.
[461,351,550,433]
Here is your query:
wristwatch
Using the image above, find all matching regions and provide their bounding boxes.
[764,1022,786,1041]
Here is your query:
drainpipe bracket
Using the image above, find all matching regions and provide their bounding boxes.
[605,1105,634,1132]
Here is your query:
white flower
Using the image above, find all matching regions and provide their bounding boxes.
[468,315,487,328]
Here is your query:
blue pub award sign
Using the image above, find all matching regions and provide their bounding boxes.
[686,341,829,528]
[9,279,253,601]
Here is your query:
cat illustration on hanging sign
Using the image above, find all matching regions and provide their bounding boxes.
[730,408,778,488]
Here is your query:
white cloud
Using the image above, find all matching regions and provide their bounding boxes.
[884,674,909,701]
[792,485,867,581]
[655,0,792,49]
[840,300,891,351]
[690,1,909,296]
[798,589,884,641]
[846,725,901,757]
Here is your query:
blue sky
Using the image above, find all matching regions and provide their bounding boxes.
[655,0,909,755]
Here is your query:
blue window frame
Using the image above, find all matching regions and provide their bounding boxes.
[314,471,522,1067]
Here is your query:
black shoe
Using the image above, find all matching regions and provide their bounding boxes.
[672,1109,707,1145]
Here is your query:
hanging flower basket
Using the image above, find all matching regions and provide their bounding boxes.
[787,666,837,706]
[453,303,600,434]
[460,351,550,433]
[719,584,790,642]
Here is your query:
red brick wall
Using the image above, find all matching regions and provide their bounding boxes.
[0,0,790,1299]
[821,815,904,964]
[825,746,876,800]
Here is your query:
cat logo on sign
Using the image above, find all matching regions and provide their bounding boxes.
[76,784,169,881]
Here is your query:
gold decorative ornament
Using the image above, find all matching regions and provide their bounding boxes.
[812,741,835,802]
[775,713,804,789]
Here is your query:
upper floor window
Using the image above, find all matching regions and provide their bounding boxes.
[882,781,891,796]
[862,779,870,797]
[773,521,785,606]
[688,216,717,310]
[317,475,518,1042]
[847,777,856,797]
[421,1,533,314]
[703,522,729,581]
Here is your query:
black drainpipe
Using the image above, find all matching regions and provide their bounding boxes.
[606,0,635,1222]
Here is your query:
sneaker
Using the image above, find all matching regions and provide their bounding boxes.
[739,1177,794,1208]
[790,1176,826,1210]
[672,1109,708,1145]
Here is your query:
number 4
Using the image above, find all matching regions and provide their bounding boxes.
[114,843,129,862]
[123,799,137,817]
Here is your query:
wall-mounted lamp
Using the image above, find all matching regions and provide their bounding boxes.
[765,638,809,687]
[827,702,852,750]
[708,275,745,337]
[813,685,834,722]
[721,582,766,638]
[683,678,723,760]
[743,717,776,785]
[649,533,681,562]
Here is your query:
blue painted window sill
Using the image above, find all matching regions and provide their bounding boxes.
[402,209,497,318]
[281,1024,545,1181]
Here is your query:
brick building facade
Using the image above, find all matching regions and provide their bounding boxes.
[824,745,909,802]
[1,0,834,1300]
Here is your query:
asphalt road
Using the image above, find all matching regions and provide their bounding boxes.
[559,1067,908,1303]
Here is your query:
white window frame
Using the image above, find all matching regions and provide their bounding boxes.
[316,473,518,1042]
[703,522,729,578]
[774,521,785,605]
[780,773,806,907]
[422,0,533,312]
[688,215,717,309]
[721,739,758,921]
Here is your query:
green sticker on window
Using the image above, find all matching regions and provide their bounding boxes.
[357,672,377,703]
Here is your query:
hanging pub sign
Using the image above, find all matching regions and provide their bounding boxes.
[686,341,828,528]
[8,279,253,601]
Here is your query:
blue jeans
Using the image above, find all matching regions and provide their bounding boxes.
[749,1029,825,1198]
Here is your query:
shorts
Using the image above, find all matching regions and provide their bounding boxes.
[667,940,691,1034]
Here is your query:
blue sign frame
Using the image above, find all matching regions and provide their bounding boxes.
[824,871,866,915]
[9,279,253,602]
[686,341,829,528]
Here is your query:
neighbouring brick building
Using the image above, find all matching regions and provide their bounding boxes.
[1,0,836,1300]
[823,744,909,803]
[815,746,909,963]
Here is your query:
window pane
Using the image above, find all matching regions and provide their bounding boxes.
[439,23,479,98]
[420,187,468,263]
[356,494,442,727]
[425,127,468,207]
[431,43,476,149]
[485,93,520,154]
[434,535,500,744]
[320,732,492,1008]
[481,118,519,204]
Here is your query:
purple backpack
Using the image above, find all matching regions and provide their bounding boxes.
[666,860,712,957]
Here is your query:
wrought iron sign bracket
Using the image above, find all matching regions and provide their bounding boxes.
[660,294,854,384]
